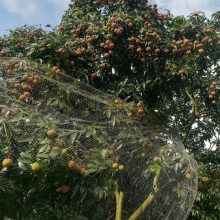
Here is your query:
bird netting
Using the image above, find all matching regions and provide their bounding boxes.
[0,57,197,220]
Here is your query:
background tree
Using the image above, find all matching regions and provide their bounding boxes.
[0,0,219,219]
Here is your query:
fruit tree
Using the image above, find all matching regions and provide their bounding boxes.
[0,0,219,219]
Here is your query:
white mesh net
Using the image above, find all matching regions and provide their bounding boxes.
[0,57,197,220]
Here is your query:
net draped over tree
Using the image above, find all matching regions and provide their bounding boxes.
[0,57,197,219]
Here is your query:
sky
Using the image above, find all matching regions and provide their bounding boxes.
[0,0,219,36]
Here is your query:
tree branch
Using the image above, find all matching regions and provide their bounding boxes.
[128,169,160,220]
[128,193,155,220]
[115,182,124,220]
[182,87,199,142]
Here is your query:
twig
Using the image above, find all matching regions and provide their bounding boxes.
[2,122,12,155]
[153,167,161,193]
[182,87,199,142]
[115,182,124,220]
[182,116,197,143]
[185,87,199,117]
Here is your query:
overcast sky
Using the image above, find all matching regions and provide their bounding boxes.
[0,0,219,36]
